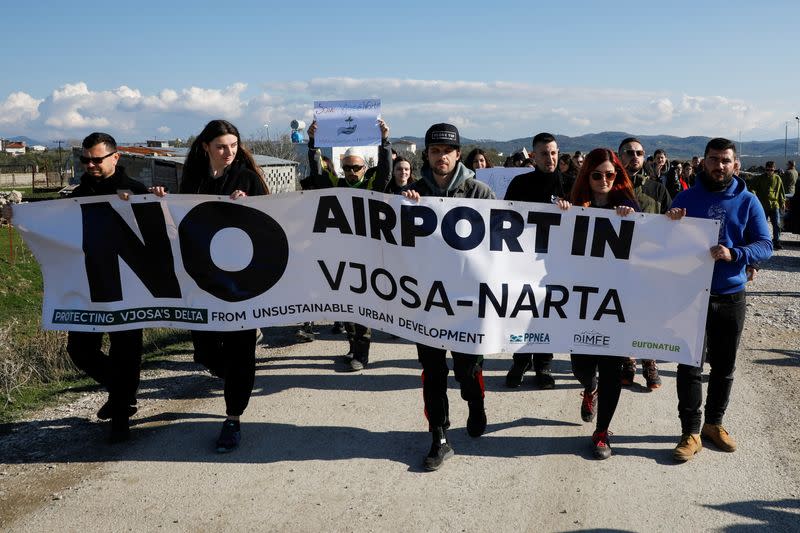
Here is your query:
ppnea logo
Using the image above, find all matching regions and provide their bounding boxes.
[632,340,681,352]
[573,330,611,347]
[509,332,551,345]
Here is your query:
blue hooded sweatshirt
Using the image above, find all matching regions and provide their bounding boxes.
[671,173,772,295]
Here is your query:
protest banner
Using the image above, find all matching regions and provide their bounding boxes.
[13,190,718,365]
[475,167,529,199]
[312,99,381,147]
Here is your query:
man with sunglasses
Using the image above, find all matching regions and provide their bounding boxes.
[306,119,392,371]
[71,132,147,442]
[503,132,568,391]
[617,137,673,390]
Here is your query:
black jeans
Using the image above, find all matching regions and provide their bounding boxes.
[417,344,484,431]
[570,354,623,431]
[512,352,553,372]
[66,330,143,417]
[677,290,746,434]
[192,329,257,417]
[344,322,371,363]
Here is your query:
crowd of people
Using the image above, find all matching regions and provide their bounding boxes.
[2,116,779,471]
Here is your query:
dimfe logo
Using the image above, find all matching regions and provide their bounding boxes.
[574,330,610,347]
[509,332,551,345]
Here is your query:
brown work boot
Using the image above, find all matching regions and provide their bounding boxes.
[701,423,737,452]
[673,433,702,461]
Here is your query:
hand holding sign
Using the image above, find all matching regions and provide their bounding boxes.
[312,99,382,147]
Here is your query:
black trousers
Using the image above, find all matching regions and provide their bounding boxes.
[570,354,623,431]
[512,352,553,372]
[66,330,143,417]
[677,291,746,434]
[417,344,484,431]
[192,329,257,417]
[344,322,371,363]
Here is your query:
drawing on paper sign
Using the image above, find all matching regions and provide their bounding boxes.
[337,116,357,136]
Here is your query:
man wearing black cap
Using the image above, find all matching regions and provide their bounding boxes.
[502,132,568,390]
[402,123,495,471]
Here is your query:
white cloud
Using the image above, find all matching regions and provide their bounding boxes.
[0,91,42,125]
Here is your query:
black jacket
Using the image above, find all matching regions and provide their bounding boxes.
[504,168,565,203]
[71,167,147,198]
[180,161,268,197]
[306,139,391,192]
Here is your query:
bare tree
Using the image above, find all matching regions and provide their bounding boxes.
[247,133,300,163]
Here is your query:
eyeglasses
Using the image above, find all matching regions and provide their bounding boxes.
[342,164,364,172]
[79,152,117,165]
[590,170,617,181]
[623,149,644,157]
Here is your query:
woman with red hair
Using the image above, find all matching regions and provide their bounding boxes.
[565,147,639,459]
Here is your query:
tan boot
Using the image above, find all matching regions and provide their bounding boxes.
[673,433,702,461]
[701,423,737,452]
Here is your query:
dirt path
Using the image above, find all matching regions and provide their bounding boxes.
[1,238,798,532]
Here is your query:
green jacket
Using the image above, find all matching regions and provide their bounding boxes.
[748,171,785,211]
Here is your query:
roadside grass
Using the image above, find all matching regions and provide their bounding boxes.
[0,225,193,425]
[0,187,63,201]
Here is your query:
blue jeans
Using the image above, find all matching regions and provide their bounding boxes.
[766,209,781,244]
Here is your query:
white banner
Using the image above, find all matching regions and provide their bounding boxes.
[475,167,530,199]
[312,99,381,147]
[14,190,718,365]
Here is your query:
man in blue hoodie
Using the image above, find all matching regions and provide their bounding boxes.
[402,123,495,471]
[666,138,772,461]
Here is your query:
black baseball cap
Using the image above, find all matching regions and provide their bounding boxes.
[425,123,460,148]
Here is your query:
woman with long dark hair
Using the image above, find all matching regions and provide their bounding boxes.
[386,155,416,193]
[180,119,269,453]
[464,148,494,171]
[565,147,639,459]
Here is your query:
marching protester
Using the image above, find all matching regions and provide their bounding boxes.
[306,118,392,371]
[503,132,567,390]
[558,153,578,194]
[464,148,493,171]
[160,119,271,453]
[747,161,785,250]
[666,137,772,461]
[1,132,147,443]
[564,148,639,459]
[401,123,495,471]
[616,137,671,389]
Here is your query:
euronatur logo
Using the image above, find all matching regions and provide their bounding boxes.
[509,332,551,344]
[573,330,610,347]
[632,340,681,352]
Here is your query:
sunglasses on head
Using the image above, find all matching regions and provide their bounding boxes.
[79,152,117,165]
[623,149,644,157]
[590,170,617,181]
[342,164,364,172]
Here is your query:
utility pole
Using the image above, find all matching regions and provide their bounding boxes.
[51,140,65,183]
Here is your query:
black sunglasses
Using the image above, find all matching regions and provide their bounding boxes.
[80,152,117,165]
[623,149,644,157]
[342,164,364,172]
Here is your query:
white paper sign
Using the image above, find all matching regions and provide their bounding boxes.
[14,189,719,365]
[476,167,530,199]
[313,99,381,147]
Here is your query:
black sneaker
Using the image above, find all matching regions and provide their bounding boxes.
[216,420,241,453]
[580,388,597,423]
[592,430,612,460]
[505,360,532,388]
[621,359,636,386]
[466,400,487,437]
[535,371,555,389]
[295,329,315,343]
[97,401,137,421]
[424,428,454,471]
[331,322,344,334]
[348,358,367,372]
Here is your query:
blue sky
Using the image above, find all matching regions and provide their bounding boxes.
[3,0,800,143]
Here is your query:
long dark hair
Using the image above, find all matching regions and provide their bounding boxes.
[570,148,637,208]
[464,148,494,170]
[393,155,417,185]
[181,119,267,192]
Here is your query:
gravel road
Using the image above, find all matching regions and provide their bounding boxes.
[1,236,798,532]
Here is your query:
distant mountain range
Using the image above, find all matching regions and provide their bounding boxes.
[398,131,800,161]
